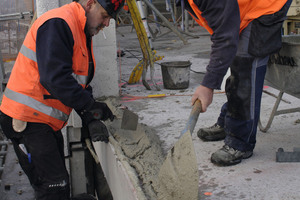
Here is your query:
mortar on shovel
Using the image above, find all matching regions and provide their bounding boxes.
[157,100,201,200]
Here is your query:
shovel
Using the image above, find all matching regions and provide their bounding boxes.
[157,100,202,200]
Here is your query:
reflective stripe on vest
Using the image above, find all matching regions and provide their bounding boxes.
[20,44,88,85]
[20,44,37,62]
[4,88,69,122]
[187,0,213,35]
[187,0,287,34]
[72,73,88,85]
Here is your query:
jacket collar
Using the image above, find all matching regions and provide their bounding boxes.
[70,2,87,32]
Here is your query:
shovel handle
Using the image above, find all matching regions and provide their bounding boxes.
[181,100,202,136]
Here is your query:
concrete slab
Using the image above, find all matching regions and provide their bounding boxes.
[116,24,300,200]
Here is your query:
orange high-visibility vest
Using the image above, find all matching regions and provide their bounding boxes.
[187,0,288,34]
[0,2,95,131]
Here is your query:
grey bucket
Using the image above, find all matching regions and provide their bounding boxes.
[161,61,191,89]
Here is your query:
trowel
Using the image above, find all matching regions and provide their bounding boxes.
[157,100,201,200]
[121,109,139,131]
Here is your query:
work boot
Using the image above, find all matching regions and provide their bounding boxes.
[211,145,253,166]
[197,123,226,141]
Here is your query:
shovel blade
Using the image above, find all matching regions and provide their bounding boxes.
[157,131,199,200]
[121,109,138,130]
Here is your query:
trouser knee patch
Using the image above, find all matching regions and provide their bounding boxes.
[226,56,254,120]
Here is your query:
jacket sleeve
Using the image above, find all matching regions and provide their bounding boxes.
[193,0,240,89]
[36,18,94,111]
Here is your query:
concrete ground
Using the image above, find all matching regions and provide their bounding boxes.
[116,24,300,200]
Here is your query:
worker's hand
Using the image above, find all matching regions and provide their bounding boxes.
[191,85,213,112]
[89,102,114,121]
[88,120,109,143]
[79,101,114,127]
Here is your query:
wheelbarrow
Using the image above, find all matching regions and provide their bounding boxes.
[259,35,300,132]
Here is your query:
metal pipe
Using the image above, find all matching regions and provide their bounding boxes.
[1,144,6,151]
[0,141,9,145]
[184,10,189,32]
[137,0,153,50]
[0,12,32,20]
[142,0,188,44]
[8,22,11,56]
[0,152,7,156]
[263,90,291,104]
[0,17,24,22]
[258,91,284,132]
[0,156,4,167]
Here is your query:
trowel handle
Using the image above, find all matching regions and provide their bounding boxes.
[181,100,202,136]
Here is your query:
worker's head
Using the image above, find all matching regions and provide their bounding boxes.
[79,0,124,36]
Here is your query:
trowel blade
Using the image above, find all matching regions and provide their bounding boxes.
[121,109,138,130]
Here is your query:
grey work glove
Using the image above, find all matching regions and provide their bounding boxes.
[88,120,110,143]
[79,101,114,127]
[88,102,114,121]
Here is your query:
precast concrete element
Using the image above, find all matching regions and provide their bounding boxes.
[36,0,71,17]
[93,99,164,200]
[93,137,147,200]
[36,0,60,17]
[91,20,119,98]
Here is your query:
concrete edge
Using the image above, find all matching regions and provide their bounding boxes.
[93,135,147,200]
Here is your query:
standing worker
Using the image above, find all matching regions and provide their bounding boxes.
[179,0,292,166]
[0,0,124,199]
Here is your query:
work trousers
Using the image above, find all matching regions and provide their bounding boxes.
[216,0,292,152]
[216,22,268,152]
[0,112,71,200]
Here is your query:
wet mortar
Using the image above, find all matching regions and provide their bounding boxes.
[105,98,199,200]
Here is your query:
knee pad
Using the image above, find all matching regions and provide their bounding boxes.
[226,56,254,120]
